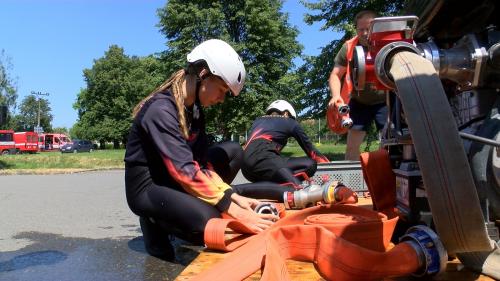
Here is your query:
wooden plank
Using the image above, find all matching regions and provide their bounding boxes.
[176,251,493,281]
[176,199,494,281]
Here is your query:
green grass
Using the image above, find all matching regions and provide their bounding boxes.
[0,142,380,171]
[0,149,125,170]
[281,141,380,161]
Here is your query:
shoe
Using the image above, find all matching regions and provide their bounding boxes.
[139,217,175,260]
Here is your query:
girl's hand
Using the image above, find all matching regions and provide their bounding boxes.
[230,193,259,211]
[226,202,278,233]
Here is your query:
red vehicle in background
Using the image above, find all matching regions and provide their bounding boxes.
[14,132,39,154]
[0,130,16,155]
[38,133,71,151]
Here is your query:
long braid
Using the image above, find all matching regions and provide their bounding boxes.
[132,69,190,139]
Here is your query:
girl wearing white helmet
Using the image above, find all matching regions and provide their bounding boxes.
[124,39,287,259]
[242,100,329,187]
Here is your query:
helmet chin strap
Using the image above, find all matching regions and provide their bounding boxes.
[195,79,201,106]
[195,70,211,106]
[192,73,207,120]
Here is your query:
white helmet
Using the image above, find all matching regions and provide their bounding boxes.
[266,100,297,119]
[187,39,246,96]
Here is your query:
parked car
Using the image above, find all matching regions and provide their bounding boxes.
[60,140,94,153]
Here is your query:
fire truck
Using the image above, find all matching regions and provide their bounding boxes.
[0,130,16,155]
[14,132,39,154]
[38,133,71,151]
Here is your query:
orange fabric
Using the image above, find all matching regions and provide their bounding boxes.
[360,149,396,213]
[341,36,359,106]
[326,105,351,135]
[327,36,359,135]
[203,217,258,252]
[262,226,419,281]
[275,203,286,218]
[194,204,421,281]
[205,203,287,251]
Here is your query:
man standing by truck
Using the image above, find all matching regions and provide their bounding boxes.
[328,10,388,161]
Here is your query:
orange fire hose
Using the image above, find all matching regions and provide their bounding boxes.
[196,204,442,281]
[359,149,396,213]
[195,150,446,280]
[261,225,420,281]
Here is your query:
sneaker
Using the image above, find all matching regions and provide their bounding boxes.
[139,217,175,260]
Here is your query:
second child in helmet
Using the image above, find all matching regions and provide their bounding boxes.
[242,100,329,188]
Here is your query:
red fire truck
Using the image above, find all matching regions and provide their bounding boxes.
[0,130,16,155]
[38,133,71,151]
[14,132,39,153]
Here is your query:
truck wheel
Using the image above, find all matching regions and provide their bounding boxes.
[1,150,9,155]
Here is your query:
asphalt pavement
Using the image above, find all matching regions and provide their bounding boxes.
[0,170,249,281]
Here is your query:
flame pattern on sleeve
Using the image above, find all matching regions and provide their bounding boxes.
[163,157,232,206]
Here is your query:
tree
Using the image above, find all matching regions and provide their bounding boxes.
[73,45,165,148]
[157,0,303,139]
[11,95,52,132]
[0,50,18,129]
[299,0,405,117]
[52,126,69,135]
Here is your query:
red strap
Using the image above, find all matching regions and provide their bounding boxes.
[360,149,397,214]
[327,36,359,135]
[204,203,287,252]
[342,36,359,103]
[203,216,257,252]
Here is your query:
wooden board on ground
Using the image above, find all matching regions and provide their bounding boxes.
[176,198,494,281]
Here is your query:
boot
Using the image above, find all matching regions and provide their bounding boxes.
[139,216,175,260]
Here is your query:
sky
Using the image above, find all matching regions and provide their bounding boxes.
[0,0,341,129]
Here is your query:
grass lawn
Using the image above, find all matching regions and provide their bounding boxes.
[0,149,125,172]
[0,142,380,173]
[281,141,380,161]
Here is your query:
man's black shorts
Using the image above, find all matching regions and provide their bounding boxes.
[348,99,387,131]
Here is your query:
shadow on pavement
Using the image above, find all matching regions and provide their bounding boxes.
[0,231,201,281]
[0,250,67,272]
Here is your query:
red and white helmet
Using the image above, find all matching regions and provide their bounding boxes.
[187,39,246,96]
[266,100,297,119]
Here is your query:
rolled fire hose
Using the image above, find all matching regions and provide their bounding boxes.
[197,204,446,281]
[204,188,355,252]
[388,51,500,278]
